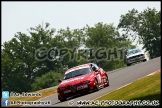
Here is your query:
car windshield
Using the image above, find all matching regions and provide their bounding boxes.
[63,67,91,80]
[127,49,141,56]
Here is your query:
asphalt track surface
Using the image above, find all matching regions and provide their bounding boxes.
[24,57,161,107]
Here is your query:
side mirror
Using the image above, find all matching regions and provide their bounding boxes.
[92,66,97,72]
[58,79,62,83]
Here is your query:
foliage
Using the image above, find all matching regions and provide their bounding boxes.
[31,71,63,91]
[118,7,161,59]
[2,21,136,92]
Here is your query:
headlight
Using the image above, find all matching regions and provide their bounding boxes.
[126,58,129,61]
[81,80,90,84]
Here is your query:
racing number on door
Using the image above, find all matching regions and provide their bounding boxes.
[97,74,101,83]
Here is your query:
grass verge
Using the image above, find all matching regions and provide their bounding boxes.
[85,70,161,107]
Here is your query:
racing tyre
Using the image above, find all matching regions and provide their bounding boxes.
[143,59,147,62]
[60,98,66,102]
[105,75,109,87]
[127,63,131,66]
[95,79,99,91]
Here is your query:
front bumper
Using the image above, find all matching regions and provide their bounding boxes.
[58,81,95,100]
[126,55,146,64]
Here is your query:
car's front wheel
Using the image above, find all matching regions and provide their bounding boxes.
[95,79,99,91]
[59,98,66,102]
[127,63,131,66]
[143,59,147,62]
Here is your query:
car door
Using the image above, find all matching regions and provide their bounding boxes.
[92,63,103,85]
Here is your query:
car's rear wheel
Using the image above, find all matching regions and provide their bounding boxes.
[104,75,109,87]
[95,79,99,91]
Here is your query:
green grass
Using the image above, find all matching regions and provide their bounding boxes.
[86,71,161,107]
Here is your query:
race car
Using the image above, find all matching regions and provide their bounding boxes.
[57,63,109,102]
[125,48,148,66]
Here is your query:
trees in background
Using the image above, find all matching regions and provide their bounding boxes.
[118,7,161,59]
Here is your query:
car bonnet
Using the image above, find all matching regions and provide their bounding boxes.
[58,72,94,88]
[126,51,144,58]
